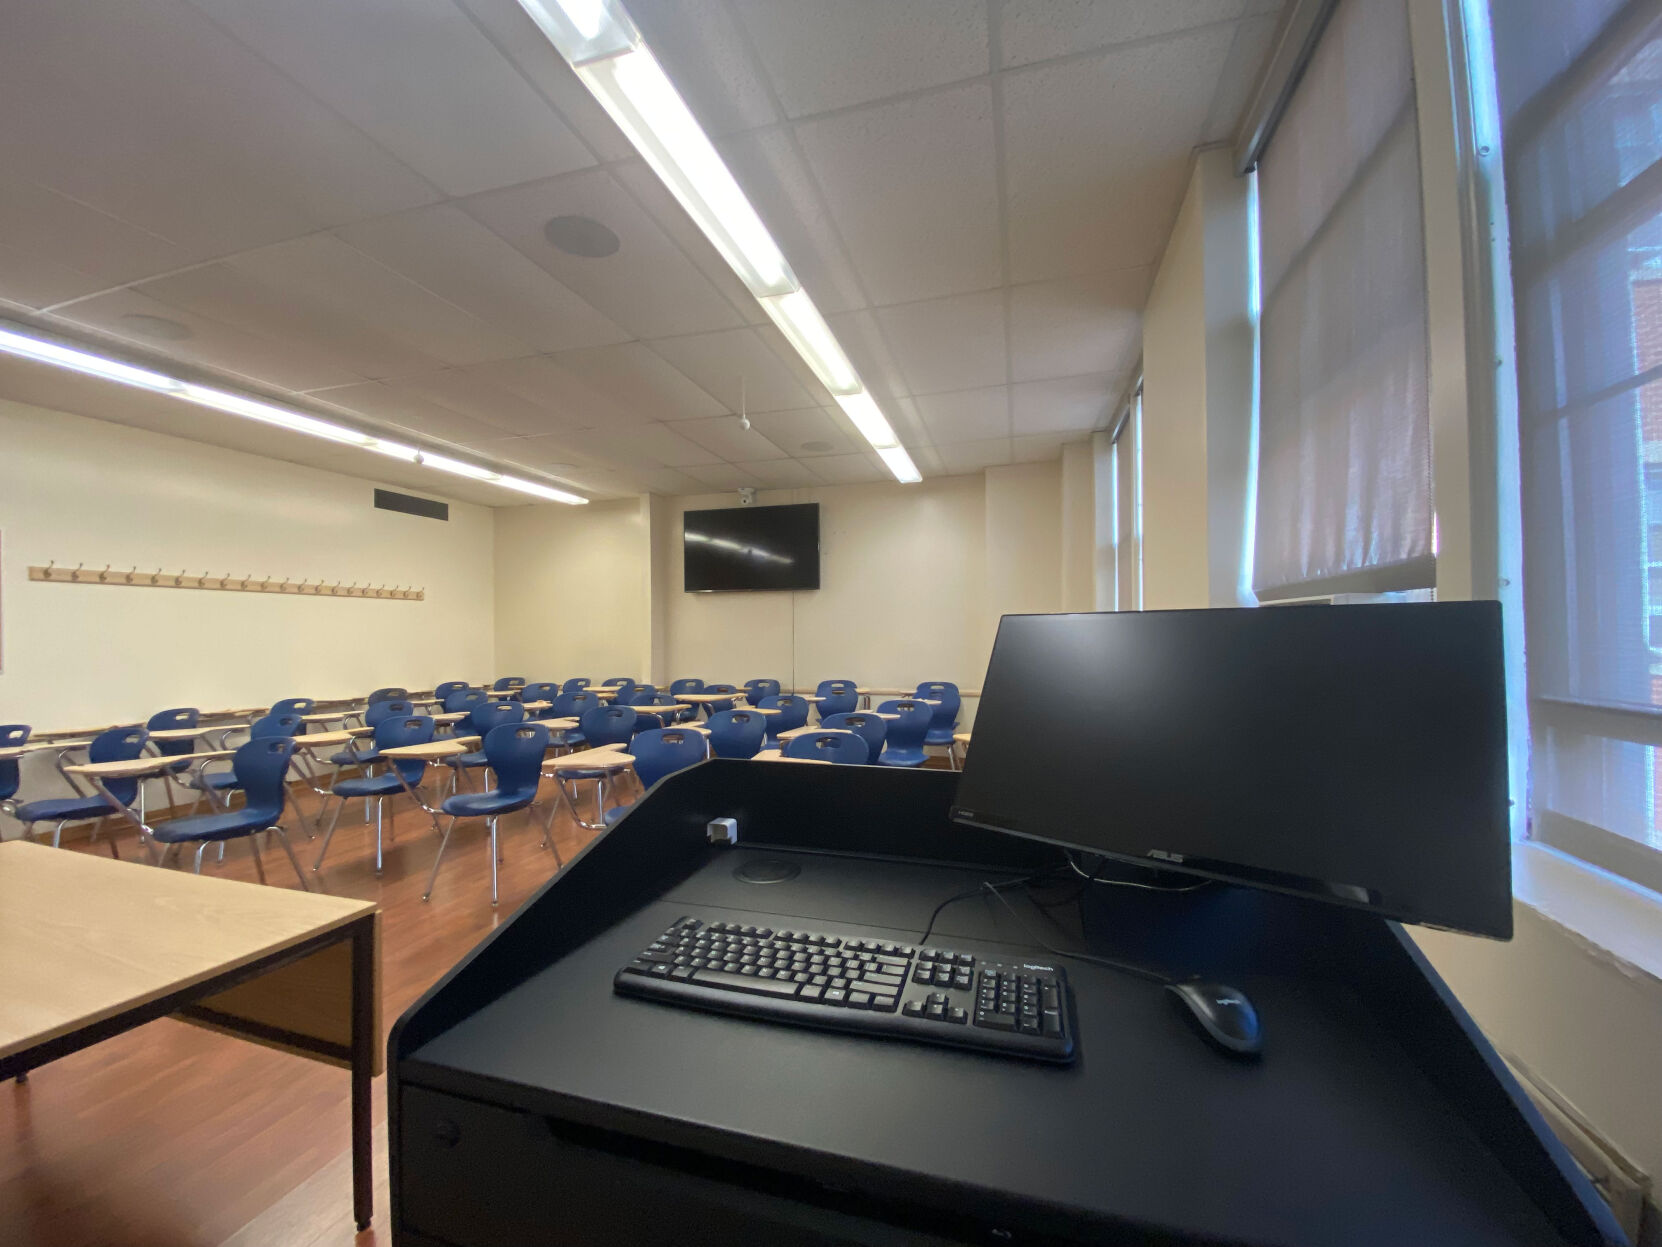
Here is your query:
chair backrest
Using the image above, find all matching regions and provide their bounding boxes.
[549,691,580,719]
[493,676,526,690]
[0,725,29,801]
[483,721,550,800]
[567,691,601,719]
[914,681,962,727]
[367,687,407,705]
[270,697,315,717]
[374,714,436,784]
[706,709,766,759]
[364,699,416,728]
[784,730,869,765]
[629,728,707,789]
[0,724,30,748]
[468,701,526,735]
[89,725,150,806]
[744,678,782,702]
[823,711,887,755]
[434,680,471,702]
[146,707,200,757]
[704,683,738,695]
[815,680,860,716]
[522,681,560,705]
[877,700,933,750]
[562,677,592,693]
[444,687,489,714]
[669,678,704,696]
[759,694,810,733]
[249,713,304,739]
[0,757,18,803]
[580,704,639,747]
[633,683,658,700]
[601,677,631,686]
[235,736,298,821]
[608,679,638,704]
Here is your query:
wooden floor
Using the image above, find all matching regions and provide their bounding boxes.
[0,772,608,1247]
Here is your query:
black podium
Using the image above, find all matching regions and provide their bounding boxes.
[389,761,1626,1246]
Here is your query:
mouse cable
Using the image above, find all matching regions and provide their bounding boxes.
[979,882,1174,986]
[1064,850,1215,892]
[915,868,1068,948]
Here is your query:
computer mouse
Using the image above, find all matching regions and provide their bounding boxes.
[1165,980,1262,1057]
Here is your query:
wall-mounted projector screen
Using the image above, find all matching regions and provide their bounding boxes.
[683,503,820,592]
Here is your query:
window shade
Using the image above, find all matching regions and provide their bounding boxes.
[1252,0,1434,599]
[1497,0,1662,893]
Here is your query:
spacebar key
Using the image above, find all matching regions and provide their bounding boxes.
[690,968,801,998]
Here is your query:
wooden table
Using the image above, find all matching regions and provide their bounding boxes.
[752,749,830,764]
[0,840,381,1230]
[145,726,214,744]
[301,712,352,726]
[0,739,91,761]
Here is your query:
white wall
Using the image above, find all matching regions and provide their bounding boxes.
[1059,441,1097,613]
[0,398,494,724]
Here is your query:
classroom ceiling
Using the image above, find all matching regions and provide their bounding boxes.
[0,0,1284,503]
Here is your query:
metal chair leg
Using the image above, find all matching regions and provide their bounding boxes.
[374,797,384,875]
[270,826,310,891]
[193,843,208,873]
[313,796,346,872]
[488,817,500,907]
[248,833,267,885]
[51,820,66,849]
[422,816,458,902]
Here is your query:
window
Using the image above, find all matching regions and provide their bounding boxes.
[1495,0,1662,893]
[1110,384,1143,612]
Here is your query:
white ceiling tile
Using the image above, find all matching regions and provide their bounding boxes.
[733,458,822,488]
[908,443,947,477]
[733,0,989,118]
[935,436,1014,474]
[306,380,517,446]
[0,0,438,259]
[913,386,1012,444]
[187,0,595,197]
[675,415,792,462]
[558,425,700,471]
[609,421,726,468]
[796,83,1002,305]
[629,0,781,136]
[0,177,194,308]
[547,342,728,423]
[460,353,640,431]
[806,451,888,484]
[136,262,437,381]
[523,463,637,498]
[453,0,634,162]
[49,288,364,393]
[823,308,913,404]
[742,408,862,458]
[873,289,1007,395]
[683,461,766,490]
[1202,13,1283,144]
[1012,431,1083,463]
[334,204,630,354]
[1011,373,1118,435]
[718,128,869,316]
[997,0,1246,68]
[397,365,586,438]
[228,234,529,366]
[634,466,708,495]
[1002,25,1235,282]
[646,327,815,414]
[1008,268,1149,383]
[464,168,746,339]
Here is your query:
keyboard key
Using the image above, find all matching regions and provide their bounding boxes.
[847,992,872,1010]
[824,988,847,1005]
[873,995,898,1012]
[1043,1010,1063,1037]
[671,966,695,981]
[902,999,924,1017]
[947,1007,968,1024]
[801,984,824,1002]
[690,968,800,998]
[925,1000,947,1020]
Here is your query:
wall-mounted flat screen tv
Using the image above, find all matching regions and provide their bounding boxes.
[683,503,820,592]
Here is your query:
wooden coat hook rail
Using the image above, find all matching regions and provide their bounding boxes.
[28,563,424,601]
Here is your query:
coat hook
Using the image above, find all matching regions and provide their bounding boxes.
[99,564,110,583]
[45,559,55,573]
[71,562,84,582]
[176,569,186,586]
[126,566,137,584]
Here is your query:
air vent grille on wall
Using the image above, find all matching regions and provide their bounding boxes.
[375,489,449,521]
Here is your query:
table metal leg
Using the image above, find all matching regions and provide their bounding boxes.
[349,918,375,1231]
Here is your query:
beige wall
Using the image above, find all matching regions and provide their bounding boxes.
[1059,441,1097,613]
[493,495,651,682]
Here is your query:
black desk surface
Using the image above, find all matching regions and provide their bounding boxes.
[408,845,1567,1247]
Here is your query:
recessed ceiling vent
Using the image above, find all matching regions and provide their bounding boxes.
[543,214,621,258]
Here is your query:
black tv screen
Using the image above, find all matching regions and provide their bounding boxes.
[683,503,820,592]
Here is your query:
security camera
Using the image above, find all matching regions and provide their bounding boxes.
[738,487,758,506]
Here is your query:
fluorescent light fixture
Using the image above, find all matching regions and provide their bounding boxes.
[516,0,638,63]
[496,475,589,505]
[876,444,922,483]
[365,438,420,462]
[178,383,373,446]
[834,391,899,448]
[418,452,501,481]
[579,48,794,296]
[0,325,183,393]
[760,290,860,395]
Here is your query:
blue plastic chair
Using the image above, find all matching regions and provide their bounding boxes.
[638,692,692,727]
[314,714,435,875]
[758,695,811,746]
[15,725,148,848]
[783,730,869,765]
[876,700,932,767]
[329,698,415,770]
[425,721,557,907]
[433,680,472,703]
[521,682,560,710]
[555,691,604,749]
[493,676,526,691]
[669,678,705,697]
[188,713,304,808]
[607,679,639,705]
[706,709,766,759]
[600,677,631,687]
[814,680,860,719]
[744,678,782,704]
[698,684,740,717]
[443,687,489,714]
[445,702,527,788]
[366,687,407,705]
[603,728,706,827]
[561,677,592,693]
[151,737,308,887]
[823,711,887,760]
[0,724,28,818]
[270,697,315,718]
[552,705,640,829]
[913,681,962,747]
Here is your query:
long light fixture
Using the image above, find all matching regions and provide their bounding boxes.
[519,0,921,484]
[0,324,587,505]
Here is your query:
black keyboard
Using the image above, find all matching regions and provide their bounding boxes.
[613,917,1076,1063]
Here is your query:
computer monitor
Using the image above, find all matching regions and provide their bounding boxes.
[951,603,1513,939]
